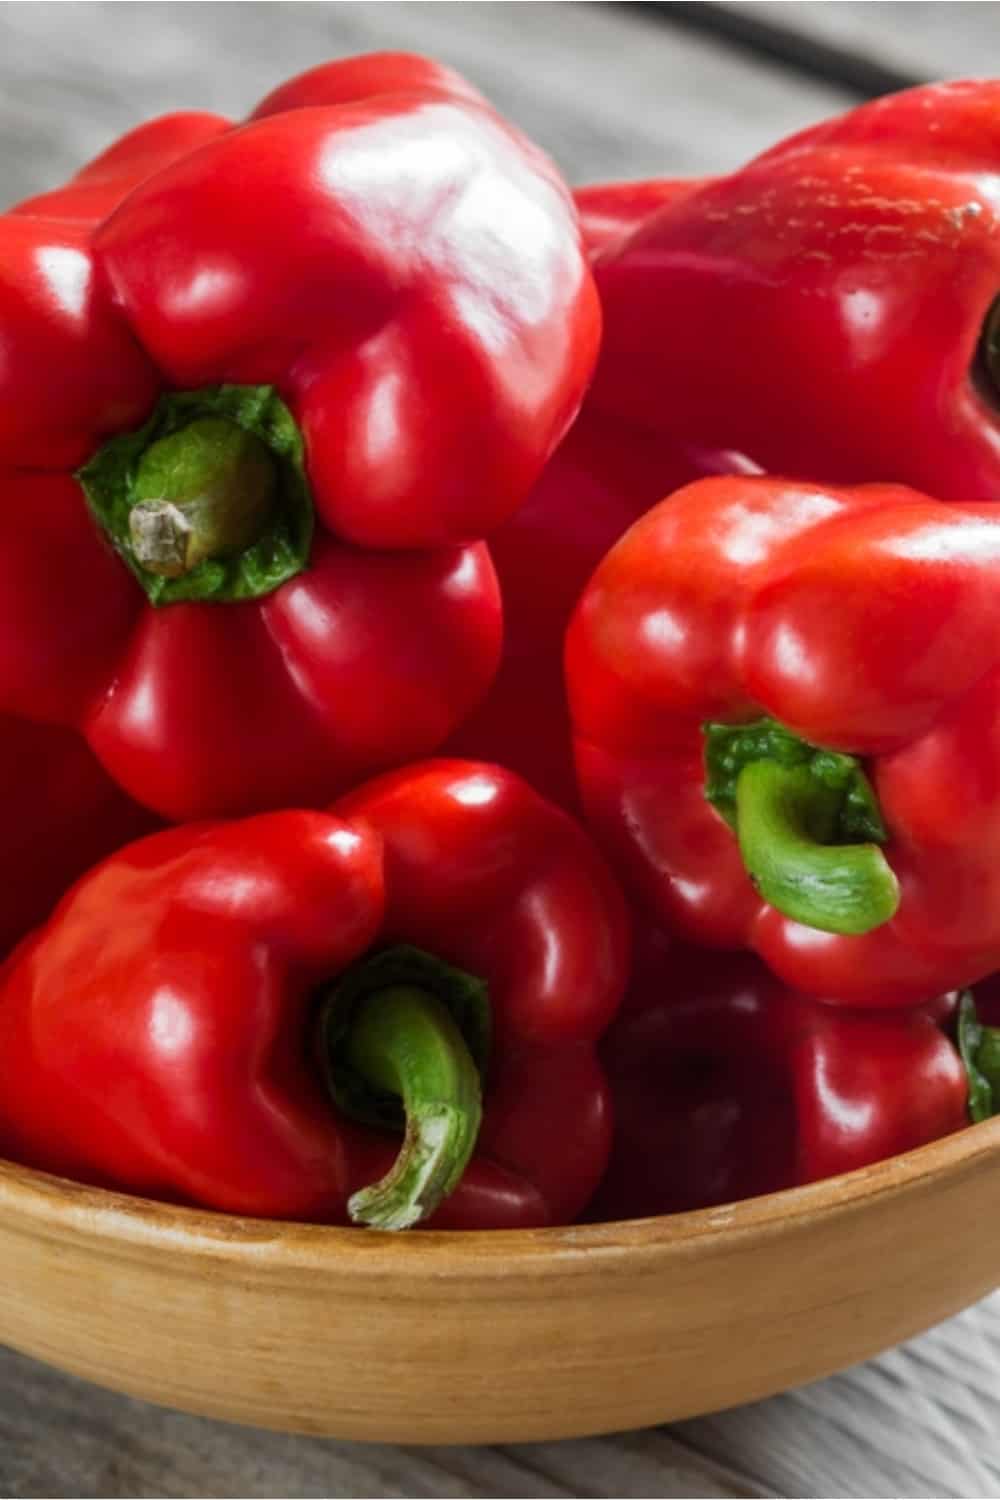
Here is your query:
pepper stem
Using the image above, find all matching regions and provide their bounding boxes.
[129,417,277,577]
[735,760,900,936]
[958,991,1000,1123]
[344,984,483,1230]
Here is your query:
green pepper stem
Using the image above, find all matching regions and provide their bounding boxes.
[345,985,483,1231]
[129,416,277,577]
[735,760,900,936]
[957,991,1000,1122]
[976,1028,1000,1097]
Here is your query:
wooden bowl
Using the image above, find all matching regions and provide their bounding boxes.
[3,1121,1000,1443]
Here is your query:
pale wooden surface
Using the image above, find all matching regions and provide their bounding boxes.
[2,4,999,1496]
[730,2,1000,81]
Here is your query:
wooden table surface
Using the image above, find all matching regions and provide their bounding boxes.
[3,4,1000,1496]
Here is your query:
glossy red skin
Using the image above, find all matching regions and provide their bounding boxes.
[0,761,628,1230]
[1,52,599,821]
[590,941,967,1221]
[443,411,721,808]
[574,179,704,261]
[0,715,157,958]
[568,476,1000,1007]
[587,82,1000,501]
[441,182,754,811]
[443,406,763,810]
[483,94,1000,814]
[9,112,233,224]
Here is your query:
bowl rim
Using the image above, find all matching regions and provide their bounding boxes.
[3,1115,1000,1277]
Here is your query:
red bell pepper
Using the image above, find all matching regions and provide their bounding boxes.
[591,939,989,1222]
[585,82,1000,502]
[0,761,628,1231]
[568,475,1000,1007]
[0,53,598,821]
[0,715,155,957]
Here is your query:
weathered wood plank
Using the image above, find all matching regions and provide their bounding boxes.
[727,1,1000,83]
[0,0,856,211]
[0,1343,768,1500]
[677,1295,1000,1499]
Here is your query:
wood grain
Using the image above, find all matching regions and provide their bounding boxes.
[0,0,857,208]
[727,2,1000,83]
[2,1123,1000,1447]
[1,1348,774,1500]
[678,1297,1000,1499]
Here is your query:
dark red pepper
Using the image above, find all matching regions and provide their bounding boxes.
[0,715,155,957]
[591,937,979,1222]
